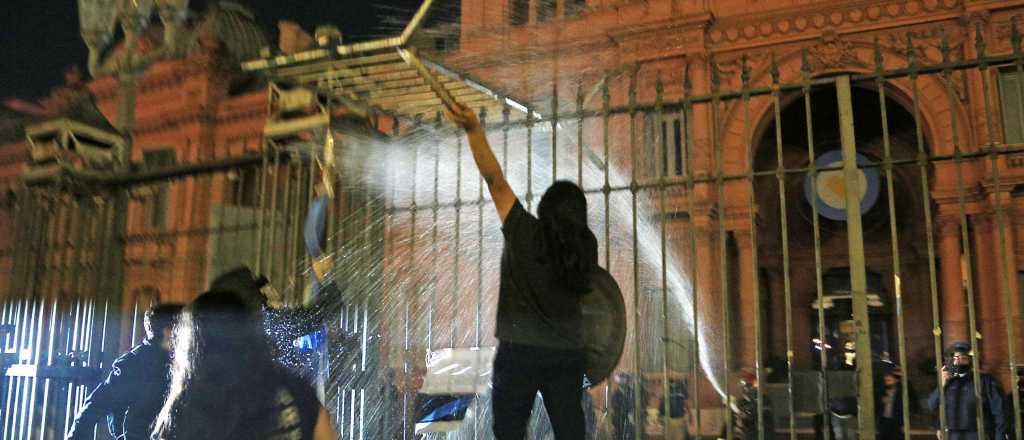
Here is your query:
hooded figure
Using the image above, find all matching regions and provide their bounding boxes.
[209,265,343,379]
[928,341,1008,440]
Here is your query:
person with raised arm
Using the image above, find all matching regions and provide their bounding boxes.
[446,103,598,440]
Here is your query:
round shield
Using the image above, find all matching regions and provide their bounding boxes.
[581,267,626,387]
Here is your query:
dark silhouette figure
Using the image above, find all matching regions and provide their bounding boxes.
[151,290,337,440]
[928,342,1008,440]
[65,304,183,440]
[447,104,597,440]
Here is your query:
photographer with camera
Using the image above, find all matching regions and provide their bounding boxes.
[928,342,1008,440]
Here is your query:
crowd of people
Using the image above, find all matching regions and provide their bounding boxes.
[66,268,339,440]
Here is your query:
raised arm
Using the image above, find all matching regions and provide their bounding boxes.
[445,104,517,223]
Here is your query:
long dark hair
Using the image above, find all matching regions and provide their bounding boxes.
[537,180,598,294]
[152,291,278,440]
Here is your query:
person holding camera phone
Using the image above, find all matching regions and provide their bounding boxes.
[928,341,1008,440]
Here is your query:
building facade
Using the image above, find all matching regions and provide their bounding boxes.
[3,0,1024,436]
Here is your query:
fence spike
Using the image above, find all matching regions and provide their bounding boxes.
[874,37,885,74]
[801,47,811,80]
[741,55,751,88]
[975,21,987,63]
[1013,17,1022,56]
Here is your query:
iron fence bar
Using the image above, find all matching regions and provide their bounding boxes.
[429,113,443,352]
[239,162,255,270]
[288,160,308,302]
[683,64,702,440]
[284,160,301,302]
[473,107,486,440]
[304,159,316,299]
[656,71,673,438]
[801,48,832,440]
[266,148,282,288]
[2,300,22,438]
[50,199,78,440]
[577,83,585,186]
[387,134,406,440]
[276,160,295,302]
[767,54,798,440]
[836,74,876,440]
[903,35,949,434]
[601,76,613,416]
[26,293,44,438]
[622,67,647,440]
[711,59,735,440]
[301,159,317,300]
[741,55,767,440]
[628,66,645,440]
[88,198,110,366]
[977,21,1024,440]
[1011,18,1024,440]
[872,39,913,440]
[553,80,559,181]
[1015,17,1024,158]
[452,129,462,349]
[474,106,487,349]
[255,151,270,273]
[408,119,420,438]
[940,29,987,440]
[215,161,230,281]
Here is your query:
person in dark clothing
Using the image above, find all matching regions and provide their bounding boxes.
[151,290,337,440]
[611,372,638,440]
[928,341,1008,440]
[447,103,598,440]
[209,265,344,381]
[876,368,917,440]
[65,304,183,440]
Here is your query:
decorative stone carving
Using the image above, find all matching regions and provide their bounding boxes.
[806,36,866,72]
[706,0,962,46]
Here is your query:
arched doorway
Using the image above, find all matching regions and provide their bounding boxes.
[751,82,934,384]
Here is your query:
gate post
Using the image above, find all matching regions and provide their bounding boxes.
[835,75,876,440]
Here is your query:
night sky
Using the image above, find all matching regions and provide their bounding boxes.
[0,0,454,101]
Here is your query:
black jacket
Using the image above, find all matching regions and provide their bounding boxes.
[928,372,1008,440]
[66,339,171,440]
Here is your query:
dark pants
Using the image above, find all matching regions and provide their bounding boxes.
[946,431,979,440]
[492,341,585,440]
[877,417,902,440]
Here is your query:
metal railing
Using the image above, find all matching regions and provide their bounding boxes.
[5,18,1024,440]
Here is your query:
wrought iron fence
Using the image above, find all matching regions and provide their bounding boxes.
[5,19,1024,440]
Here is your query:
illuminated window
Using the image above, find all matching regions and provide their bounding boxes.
[143,149,175,228]
[646,113,687,178]
[999,66,1024,144]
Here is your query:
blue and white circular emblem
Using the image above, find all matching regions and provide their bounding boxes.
[803,150,880,221]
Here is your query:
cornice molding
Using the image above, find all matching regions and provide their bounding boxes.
[707,0,962,48]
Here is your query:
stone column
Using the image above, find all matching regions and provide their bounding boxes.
[938,215,968,345]
[693,219,727,402]
[971,214,1002,369]
[991,194,1021,367]
[733,229,758,370]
